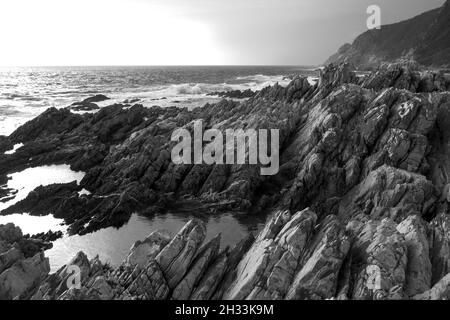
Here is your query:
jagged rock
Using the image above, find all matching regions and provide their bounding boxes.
[317,62,357,95]
[224,209,317,300]
[85,276,114,300]
[81,94,110,104]
[413,273,450,300]
[69,102,99,112]
[24,230,63,242]
[339,165,436,223]
[155,219,206,289]
[211,234,255,300]
[0,223,23,244]
[397,215,432,296]
[0,246,23,274]
[32,251,91,300]
[9,107,83,143]
[0,136,13,154]
[285,215,350,300]
[1,182,82,217]
[190,250,229,300]
[429,212,450,285]
[348,218,407,300]
[362,61,421,92]
[17,238,53,258]
[115,261,170,300]
[0,252,50,299]
[123,98,140,104]
[172,234,220,300]
[207,89,256,99]
[125,230,171,268]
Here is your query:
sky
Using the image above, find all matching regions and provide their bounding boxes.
[0,0,445,66]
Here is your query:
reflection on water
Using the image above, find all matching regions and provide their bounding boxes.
[0,164,266,273]
[0,66,312,135]
[4,143,24,155]
[0,164,85,211]
[47,212,266,272]
[0,213,66,235]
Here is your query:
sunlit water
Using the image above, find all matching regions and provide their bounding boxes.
[0,164,85,211]
[0,210,265,272]
[0,213,66,235]
[46,212,266,272]
[0,164,266,272]
[0,66,318,135]
[4,143,24,155]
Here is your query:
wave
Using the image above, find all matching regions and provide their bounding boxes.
[2,93,43,102]
[168,83,235,95]
[0,70,300,136]
[164,74,292,96]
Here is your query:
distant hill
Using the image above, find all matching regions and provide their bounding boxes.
[326,0,450,70]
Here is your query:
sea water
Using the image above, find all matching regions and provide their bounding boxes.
[0,65,318,135]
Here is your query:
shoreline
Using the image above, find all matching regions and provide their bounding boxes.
[1,61,450,299]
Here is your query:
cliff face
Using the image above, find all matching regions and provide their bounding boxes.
[326,1,450,69]
[1,61,450,300]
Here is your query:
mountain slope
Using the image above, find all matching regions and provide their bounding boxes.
[326,0,450,69]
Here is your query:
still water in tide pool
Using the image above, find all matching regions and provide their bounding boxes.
[46,212,266,272]
[0,164,85,211]
[0,165,267,272]
[0,211,266,272]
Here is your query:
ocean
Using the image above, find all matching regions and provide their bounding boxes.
[0,65,318,136]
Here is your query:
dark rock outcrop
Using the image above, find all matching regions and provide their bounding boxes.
[0,136,13,154]
[0,223,50,299]
[207,89,256,99]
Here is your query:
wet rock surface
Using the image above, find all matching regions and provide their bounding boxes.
[0,61,450,299]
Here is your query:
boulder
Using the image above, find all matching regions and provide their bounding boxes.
[0,223,23,244]
[172,234,220,300]
[0,252,50,299]
[224,209,317,300]
[155,219,206,289]
[397,215,432,296]
[125,230,171,268]
[349,218,407,300]
[285,216,350,300]
[429,212,450,285]
[0,246,23,274]
[190,250,229,300]
[413,273,450,300]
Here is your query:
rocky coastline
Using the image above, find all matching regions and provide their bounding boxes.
[1,60,450,299]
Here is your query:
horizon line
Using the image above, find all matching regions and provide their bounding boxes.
[0,64,321,68]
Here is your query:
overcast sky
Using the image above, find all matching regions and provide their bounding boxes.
[0,0,445,66]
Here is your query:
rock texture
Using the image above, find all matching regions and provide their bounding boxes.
[207,89,256,99]
[1,59,450,300]
[0,224,50,299]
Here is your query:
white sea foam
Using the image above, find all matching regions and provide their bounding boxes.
[0,67,316,136]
